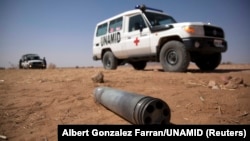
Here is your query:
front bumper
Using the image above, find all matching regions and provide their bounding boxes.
[182,37,227,53]
[28,63,46,69]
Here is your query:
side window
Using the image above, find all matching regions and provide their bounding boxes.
[96,23,108,37]
[129,15,146,32]
[109,17,123,33]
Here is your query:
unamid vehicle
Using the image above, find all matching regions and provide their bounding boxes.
[92,5,227,72]
[19,54,47,69]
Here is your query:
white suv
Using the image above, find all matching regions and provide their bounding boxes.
[19,54,46,69]
[93,5,227,72]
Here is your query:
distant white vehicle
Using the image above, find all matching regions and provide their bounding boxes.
[19,54,46,69]
[92,4,227,72]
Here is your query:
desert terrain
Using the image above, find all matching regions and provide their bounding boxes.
[0,63,250,140]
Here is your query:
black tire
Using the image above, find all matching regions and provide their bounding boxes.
[19,60,23,69]
[102,51,118,70]
[160,41,190,72]
[195,53,221,71]
[130,61,147,70]
[43,59,47,69]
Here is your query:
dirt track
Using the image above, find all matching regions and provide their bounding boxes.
[0,63,250,140]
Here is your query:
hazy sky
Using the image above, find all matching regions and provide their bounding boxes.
[0,0,249,68]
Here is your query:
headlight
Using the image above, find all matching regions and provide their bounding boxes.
[184,26,195,34]
[183,25,203,35]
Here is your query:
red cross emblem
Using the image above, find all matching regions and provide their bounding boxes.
[133,37,140,46]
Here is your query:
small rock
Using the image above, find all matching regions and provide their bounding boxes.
[91,72,104,83]
[224,80,238,89]
[0,135,7,140]
[231,77,243,85]
[208,80,217,88]
[212,85,219,90]
[199,96,205,101]
[220,75,232,85]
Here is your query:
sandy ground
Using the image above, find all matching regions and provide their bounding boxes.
[0,63,250,140]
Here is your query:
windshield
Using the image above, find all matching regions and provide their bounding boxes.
[25,54,41,60]
[144,11,176,27]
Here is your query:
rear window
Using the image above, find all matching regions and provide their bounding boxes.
[96,23,108,37]
[109,17,123,33]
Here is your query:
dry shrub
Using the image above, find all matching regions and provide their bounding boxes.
[48,63,56,69]
[221,61,233,65]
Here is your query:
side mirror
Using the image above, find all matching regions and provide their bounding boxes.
[139,25,143,32]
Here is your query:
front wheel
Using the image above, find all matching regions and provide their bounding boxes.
[102,51,118,70]
[160,41,190,72]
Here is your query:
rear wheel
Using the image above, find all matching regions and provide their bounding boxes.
[195,53,221,71]
[102,51,118,70]
[160,41,190,72]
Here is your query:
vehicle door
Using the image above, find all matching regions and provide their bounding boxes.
[122,14,151,57]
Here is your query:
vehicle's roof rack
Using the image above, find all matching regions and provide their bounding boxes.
[135,4,163,13]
